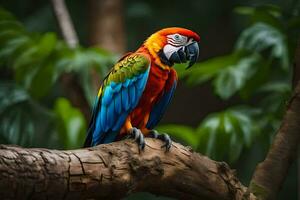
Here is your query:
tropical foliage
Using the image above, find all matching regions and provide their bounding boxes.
[0,8,115,148]
[160,4,299,163]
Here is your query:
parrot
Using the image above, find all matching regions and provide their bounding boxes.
[84,27,200,150]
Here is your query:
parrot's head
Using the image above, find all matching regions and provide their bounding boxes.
[144,27,200,69]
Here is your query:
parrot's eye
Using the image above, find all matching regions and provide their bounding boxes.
[174,34,181,40]
[167,34,187,46]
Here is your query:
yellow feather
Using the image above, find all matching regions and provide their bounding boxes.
[97,86,102,97]
[144,33,170,71]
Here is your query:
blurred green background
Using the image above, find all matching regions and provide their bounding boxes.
[0,0,299,199]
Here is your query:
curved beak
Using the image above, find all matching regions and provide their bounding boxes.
[185,42,200,69]
[168,42,200,69]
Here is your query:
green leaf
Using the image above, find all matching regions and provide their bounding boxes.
[196,106,259,163]
[12,43,37,67]
[238,58,271,99]
[54,98,87,149]
[235,5,282,30]
[234,6,255,15]
[236,22,289,69]
[29,63,55,98]
[175,53,241,86]
[0,82,59,148]
[197,115,220,158]
[0,8,16,20]
[56,48,113,73]
[0,20,23,32]
[55,48,115,105]
[0,36,29,61]
[0,82,29,113]
[36,32,57,57]
[228,132,243,163]
[258,81,291,94]
[0,30,23,47]
[260,92,290,115]
[213,54,259,99]
[229,107,260,147]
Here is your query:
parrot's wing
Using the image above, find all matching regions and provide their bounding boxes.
[146,69,177,129]
[84,53,151,147]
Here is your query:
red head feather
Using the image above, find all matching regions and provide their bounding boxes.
[156,27,200,42]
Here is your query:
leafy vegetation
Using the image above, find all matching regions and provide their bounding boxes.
[162,4,299,163]
[0,8,115,149]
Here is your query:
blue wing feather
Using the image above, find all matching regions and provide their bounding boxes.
[129,85,136,106]
[107,100,115,128]
[112,82,122,92]
[102,86,113,105]
[136,74,146,90]
[115,92,122,114]
[146,80,177,129]
[100,106,108,132]
[121,86,130,110]
[84,59,150,147]
[113,112,129,131]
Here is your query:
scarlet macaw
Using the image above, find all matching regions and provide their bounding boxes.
[84,27,200,150]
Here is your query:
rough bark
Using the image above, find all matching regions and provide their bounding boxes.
[0,139,256,200]
[249,39,300,199]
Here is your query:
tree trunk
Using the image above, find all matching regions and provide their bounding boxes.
[249,84,300,199]
[0,139,255,200]
[88,0,126,54]
[249,39,300,200]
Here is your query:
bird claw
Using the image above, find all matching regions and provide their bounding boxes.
[148,130,172,151]
[128,127,145,151]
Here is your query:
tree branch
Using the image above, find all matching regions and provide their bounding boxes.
[51,0,79,48]
[0,139,256,200]
[249,39,300,199]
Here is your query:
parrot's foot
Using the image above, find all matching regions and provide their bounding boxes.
[148,130,172,151]
[128,127,145,151]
